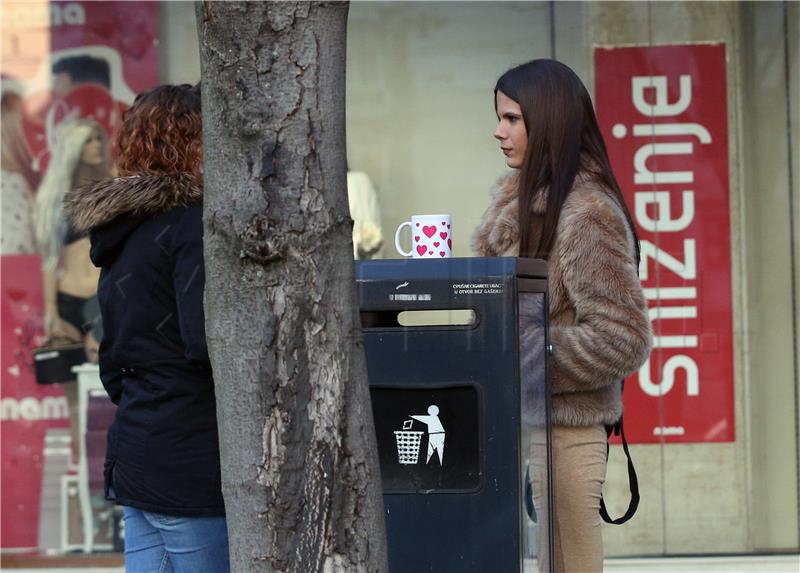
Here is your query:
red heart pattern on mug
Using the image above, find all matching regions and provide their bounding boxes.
[397,216,453,258]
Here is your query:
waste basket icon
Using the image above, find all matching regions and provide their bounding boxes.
[394,420,423,465]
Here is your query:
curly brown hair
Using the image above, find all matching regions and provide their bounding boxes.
[116,84,201,175]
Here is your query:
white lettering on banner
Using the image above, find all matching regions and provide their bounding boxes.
[652,335,699,349]
[639,239,697,281]
[58,3,86,26]
[634,143,695,184]
[2,3,85,29]
[618,74,712,399]
[639,356,700,397]
[632,123,712,143]
[653,426,686,436]
[648,306,697,320]
[643,286,696,300]
[635,191,695,232]
[1,397,69,421]
[632,75,692,116]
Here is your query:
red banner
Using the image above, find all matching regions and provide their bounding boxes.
[2,1,159,173]
[1,256,62,549]
[594,44,735,443]
[1,1,159,549]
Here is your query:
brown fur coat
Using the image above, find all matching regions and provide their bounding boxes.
[472,170,652,427]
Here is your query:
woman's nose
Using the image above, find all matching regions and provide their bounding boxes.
[494,125,504,141]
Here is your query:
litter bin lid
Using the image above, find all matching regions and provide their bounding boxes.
[355,256,547,282]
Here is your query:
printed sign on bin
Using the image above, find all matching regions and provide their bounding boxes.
[371,386,480,492]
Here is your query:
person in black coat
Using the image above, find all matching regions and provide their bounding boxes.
[65,84,229,573]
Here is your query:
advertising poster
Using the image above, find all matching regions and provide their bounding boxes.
[1,1,158,549]
[594,44,735,444]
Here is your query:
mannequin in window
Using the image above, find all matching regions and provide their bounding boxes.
[1,91,40,255]
[347,168,383,259]
[34,117,110,458]
[36,118,109,344]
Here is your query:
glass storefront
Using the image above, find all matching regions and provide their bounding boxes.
[1,0,797,567]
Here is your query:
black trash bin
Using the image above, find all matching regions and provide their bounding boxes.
[356,257,553,573]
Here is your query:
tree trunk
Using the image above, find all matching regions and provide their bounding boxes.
[196,2,388,572]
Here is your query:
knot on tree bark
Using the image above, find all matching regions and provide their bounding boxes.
[240,214,284,264]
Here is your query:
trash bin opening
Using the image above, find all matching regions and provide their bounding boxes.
[361,309,477,329]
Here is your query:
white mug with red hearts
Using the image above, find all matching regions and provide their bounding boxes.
[395,214,453,259]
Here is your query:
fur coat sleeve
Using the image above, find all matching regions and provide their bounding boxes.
[548,187,652,392]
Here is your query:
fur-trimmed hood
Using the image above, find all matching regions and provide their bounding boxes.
[65,173,202,268]
[65,173,202,233]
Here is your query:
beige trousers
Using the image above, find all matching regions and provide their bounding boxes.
[532,424,608,573]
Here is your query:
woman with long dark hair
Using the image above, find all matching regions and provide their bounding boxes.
[472,60,652,572]
[66,84,229,573]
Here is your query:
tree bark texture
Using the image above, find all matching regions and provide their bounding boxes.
[196,3,388,572]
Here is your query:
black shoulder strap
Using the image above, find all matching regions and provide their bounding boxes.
[600,416,640,524]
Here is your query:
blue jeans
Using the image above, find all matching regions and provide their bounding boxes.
[123,506,230,573]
